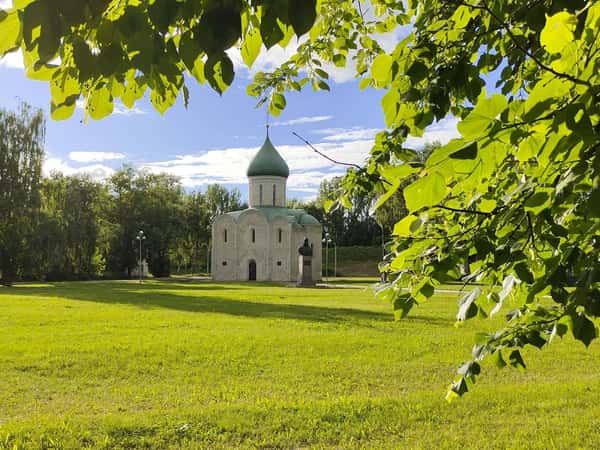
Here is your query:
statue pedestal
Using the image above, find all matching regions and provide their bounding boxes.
[297,254,315,287]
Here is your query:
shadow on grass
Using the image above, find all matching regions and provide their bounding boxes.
[2,282,400,325]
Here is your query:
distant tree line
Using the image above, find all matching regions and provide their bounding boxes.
[0,104,247,285]
[0,104,429,285]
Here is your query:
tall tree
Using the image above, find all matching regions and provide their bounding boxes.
[0,103,45,285]
[107,167,185,278]
[179,191,212,274]
[35,174,108,280]
[205,184,243,218]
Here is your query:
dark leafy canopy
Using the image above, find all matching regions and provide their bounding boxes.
[4,0,600,399]
[0,0,318,120]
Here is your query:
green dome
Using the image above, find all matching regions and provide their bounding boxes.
[247,136,290,178]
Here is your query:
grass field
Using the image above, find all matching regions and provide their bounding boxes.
[1,281,599,449]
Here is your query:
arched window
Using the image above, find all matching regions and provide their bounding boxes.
[224,229,228,243]
[272,184,276,205]
[251,228,256,243]
[259,184,263,205]
[278,228,282,243]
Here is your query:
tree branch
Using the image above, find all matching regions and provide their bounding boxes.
[433,204,497,216]
[292,132,363,170]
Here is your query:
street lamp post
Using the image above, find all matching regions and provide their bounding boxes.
[322,232,332,282]
[334,240,337,279]
[136,230,146,284]
[200,242,211,276]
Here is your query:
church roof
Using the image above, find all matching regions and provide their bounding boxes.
[226,207,320,225]
[247,135,290,178]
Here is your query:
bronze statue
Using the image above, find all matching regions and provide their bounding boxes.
[298,237,313,257]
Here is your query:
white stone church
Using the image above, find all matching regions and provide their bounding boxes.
[211,134,322,282]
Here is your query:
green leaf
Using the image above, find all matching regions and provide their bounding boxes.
[179,32,206,84]
[457,94,508,138]
[451,5,474,28]
[195,6,242,56]
[393,293,416,319]
[457,288,481,321]
[87,86,114,120]
[420,282,434,299]
[260,9,284,49]
[0,11,21,55]
[241,27,262,68]
[446,377,468,402]
[493,350,507,368]
[478,198,496,213]
[50,99,76,121]
[404,171,446,212]
[517,134,544,161]
[458,360,481,377]
[509,350,526,370]
[269,93,286,117]
[564,104,595,145]
[449,141,477,159]
[204,53,234,94]
[371,53,393,86]
[541,12,577,54]
[514,262,534,284]
[406,60,428,83]
[526,331,546,349]
[289,0,317,37]
[392,215,417,237]
[381,89,400,127]
[524,190,551,214]
[373,180,400,211]
[572,313,597,347]
[316,80,330,91]
[323,199,335,213]
[121,75,146,108]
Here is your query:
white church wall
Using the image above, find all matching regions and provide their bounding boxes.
[237,210,270,281]
[269,218,293,281]
[248,176,287,207]
[211,215,238,281]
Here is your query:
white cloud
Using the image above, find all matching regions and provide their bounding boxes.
[314,116,459,149]
[0,49,24,69]
[138,117,457,191]
[69,151,126,163]
[140,137,373,190]
[404,116,460,149]
[0,0,13,9]
[114,105,146,116]
[43,157,115,180]
[75,100,147,116]
[272,115,333,126]
[315,127,379,142]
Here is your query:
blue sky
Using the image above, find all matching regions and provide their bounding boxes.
[0,14,460,201]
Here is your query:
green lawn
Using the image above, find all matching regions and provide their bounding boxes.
[1,281,599,449]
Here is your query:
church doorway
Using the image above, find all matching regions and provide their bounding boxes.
[248,260,257,281]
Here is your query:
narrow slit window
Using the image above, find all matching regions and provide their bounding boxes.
[224,229,228,243]
[251,228,256,243]
[259,184,263,204]
[272,184,276,205]
[278,228,282,243]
